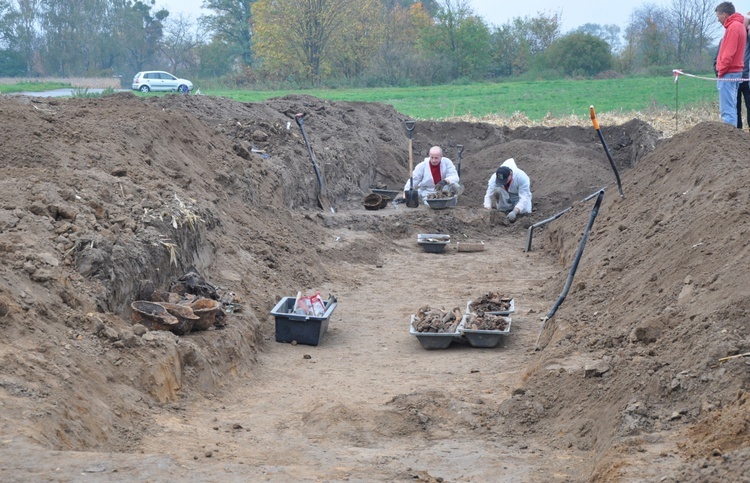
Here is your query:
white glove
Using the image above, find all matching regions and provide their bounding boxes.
[507,210,517,222]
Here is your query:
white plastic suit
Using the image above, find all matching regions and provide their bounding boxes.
[404,157,460,204]
[483,158,532,213]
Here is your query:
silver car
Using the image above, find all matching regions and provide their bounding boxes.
[132,71,193,93]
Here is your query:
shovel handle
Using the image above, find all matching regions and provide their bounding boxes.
[404,120,416,138]
[295,112,306,126]
[456,144,463,177]
[589,106,599,130]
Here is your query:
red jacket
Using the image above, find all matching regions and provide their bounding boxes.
[717,12,747,77]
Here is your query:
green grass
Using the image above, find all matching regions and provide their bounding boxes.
[207,75,718,120]
[0,81,70,93]
[0,75,718,121]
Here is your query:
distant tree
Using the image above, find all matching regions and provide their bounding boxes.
[200,0,256,67]
[547,32,612,76]
[119,1,169,74]
[160,14,200,75]
[196,39,236,78]
[384,0,439,16]
[623,4,674,70]
[329,0,383,80]
[488,24,517,77]
[425,0,491,79]
[489,11,561,77]
[669,0,718,67]
[453,16,492,78]
[365,2,431,85]
[574,23,622,53]
[8,0,41,75]
[0,48,26,75]
[38,0,110,75]
[253,0,353,84]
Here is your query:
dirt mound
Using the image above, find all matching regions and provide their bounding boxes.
[498,121,750,479]
[3,91,745,480]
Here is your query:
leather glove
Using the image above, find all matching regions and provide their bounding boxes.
[507,210,517,222]
[435,180,448,191]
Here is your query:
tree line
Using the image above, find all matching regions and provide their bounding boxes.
[0,0,722,86]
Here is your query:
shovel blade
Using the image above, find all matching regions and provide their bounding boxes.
[405,189,419,208]
[318,194,334,213]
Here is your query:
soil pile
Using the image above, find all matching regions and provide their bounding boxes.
[508,121,750,480]
[0,91,745,480]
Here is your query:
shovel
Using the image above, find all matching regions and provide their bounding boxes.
[448,144,466,199]
[404,121,419,208]
[589,106,623,199]
[456,144,464,177]
[295,113,334,213]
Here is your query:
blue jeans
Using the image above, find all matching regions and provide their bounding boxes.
[718,72,742,125]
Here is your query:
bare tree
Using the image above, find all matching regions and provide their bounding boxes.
[670,0,720,65]
[574,23,622,53]
[623,4,674,70]
[160,14,199,75]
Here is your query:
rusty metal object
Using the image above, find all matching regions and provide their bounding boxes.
[363,193,382,210]
[159,302,199,335]
[189,298,221,331]
[131,301,179,331]
[378,195,391,209]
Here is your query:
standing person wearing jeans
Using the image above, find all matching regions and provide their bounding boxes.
[737,13,750,129]
[715,2,747,126]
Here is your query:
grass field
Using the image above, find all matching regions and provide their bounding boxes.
[0,77,121,92]
[1,75,720,135]
[207,74,719,121]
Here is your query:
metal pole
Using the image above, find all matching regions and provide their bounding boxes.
[525,188,605,252]
[590,106,624,199]
[535,190,605,350]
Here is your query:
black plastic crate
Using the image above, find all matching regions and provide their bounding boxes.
[270,296,337,346]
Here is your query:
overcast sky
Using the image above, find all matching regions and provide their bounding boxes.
[156,0,675,33]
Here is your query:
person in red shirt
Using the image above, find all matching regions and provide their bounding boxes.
[403,146,460,204]
[715,2,747,125]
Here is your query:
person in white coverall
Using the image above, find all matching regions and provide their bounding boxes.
[483,158,532,222]
[404,146,460,204]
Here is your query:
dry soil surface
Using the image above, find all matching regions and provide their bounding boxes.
[0,92,747,482]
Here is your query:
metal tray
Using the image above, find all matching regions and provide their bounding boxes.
[409,314,463,350]
[370,188,402,199]
[417,233,450,243]
[425,195,457,210]
[417,233,451,254]
[459,315,512,348]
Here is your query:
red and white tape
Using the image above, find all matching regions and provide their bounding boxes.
[673,69,748,83]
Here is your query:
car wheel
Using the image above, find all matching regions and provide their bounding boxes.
[178,84,188,94]
[139,85,150,93]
